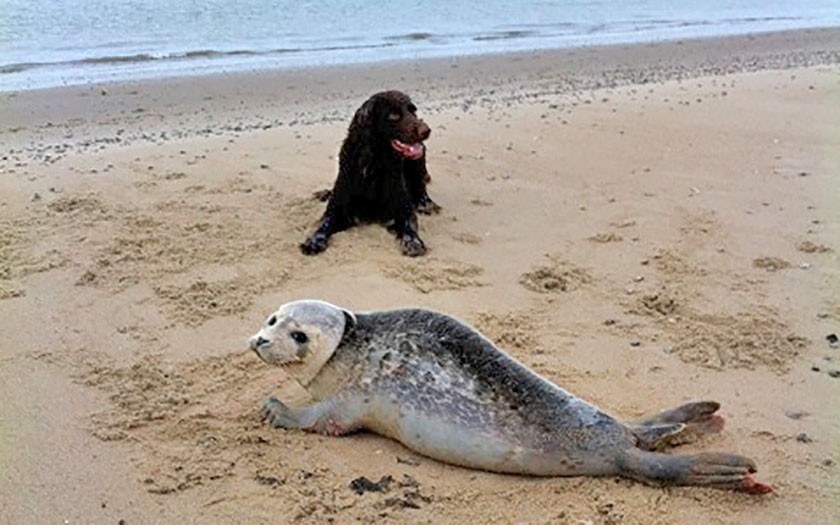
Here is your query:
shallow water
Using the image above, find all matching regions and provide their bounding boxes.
[1,0,838,90]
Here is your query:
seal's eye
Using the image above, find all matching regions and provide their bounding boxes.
[290,331,308,344]
[267,315,277,326]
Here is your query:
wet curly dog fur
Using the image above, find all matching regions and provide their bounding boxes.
[301,91,439,256]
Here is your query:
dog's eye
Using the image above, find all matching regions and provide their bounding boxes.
[290,331,309,344]
[387,111,401,121]
[267,315,277,326]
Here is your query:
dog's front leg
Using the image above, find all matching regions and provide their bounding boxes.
[301,187,350,255]
[393,198,426,256]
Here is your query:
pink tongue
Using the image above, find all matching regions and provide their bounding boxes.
[391,140,424,160]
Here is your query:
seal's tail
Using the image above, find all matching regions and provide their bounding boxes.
[616,448,774,494]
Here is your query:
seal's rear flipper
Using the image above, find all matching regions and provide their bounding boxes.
[630,423,685,450]
[632,401,725,448]
[617,449,774,494]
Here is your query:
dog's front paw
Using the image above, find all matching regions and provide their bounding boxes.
[401,236,427,257]
[312,189,332,202]
[416,197,442,215]
[301,234,328,255]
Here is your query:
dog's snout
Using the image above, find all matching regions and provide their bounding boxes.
[418,121,431,141]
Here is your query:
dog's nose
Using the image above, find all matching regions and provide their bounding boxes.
[418,121,431,141]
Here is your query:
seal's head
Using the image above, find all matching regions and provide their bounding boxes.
[250,300,356,384]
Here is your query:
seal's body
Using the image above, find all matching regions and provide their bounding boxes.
[250,300,772,493]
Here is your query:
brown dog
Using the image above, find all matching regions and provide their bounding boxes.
[301,91,439,256]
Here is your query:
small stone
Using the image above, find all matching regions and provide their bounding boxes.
[828,370,840,379]
[785,410,808,420]
[396,456,420,466]
[350,475,393,495]
[799,262,811,269]
[633,275,644,282]
[796,433,812,443]
[826,334,838,347]
[630,341,641,347]
[811,365,821,372]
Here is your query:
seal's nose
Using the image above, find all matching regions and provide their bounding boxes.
[250,336,269,351]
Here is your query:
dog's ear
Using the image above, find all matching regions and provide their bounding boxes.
[348,95,378,143]
[354,97,376,126]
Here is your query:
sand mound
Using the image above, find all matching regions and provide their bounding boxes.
[652,250,707,277]
[471,310,544,353]
[634,290,681,317]
[519,258,591,293]
[80,211,264,291]
[0,216,67,299]
[47,194,110,217]
[670,310,808,372]
[153,269,291,327]
[383,259,484,293]
[0,220,26,299]
[652,308,808,373]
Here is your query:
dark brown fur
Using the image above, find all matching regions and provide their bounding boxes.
[301,91,439,256]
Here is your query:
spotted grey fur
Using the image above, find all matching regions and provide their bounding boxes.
[249,300,772,493]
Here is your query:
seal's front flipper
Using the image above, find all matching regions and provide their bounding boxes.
[260,395,363,436]
[617,449,774,494]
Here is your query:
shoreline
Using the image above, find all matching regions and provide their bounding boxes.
[3,19,839,93]
[3,26,839,173]
[1,23,839,524]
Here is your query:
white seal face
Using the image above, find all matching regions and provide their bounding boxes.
[249,300,356,385]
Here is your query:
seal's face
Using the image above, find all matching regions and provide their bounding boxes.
[249,300,355,382]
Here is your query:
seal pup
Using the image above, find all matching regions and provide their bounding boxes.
[249,300,772,493]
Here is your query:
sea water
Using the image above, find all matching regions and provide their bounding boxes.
[1,0,838,91]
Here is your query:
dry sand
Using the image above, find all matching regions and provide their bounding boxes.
[1,27,839,524]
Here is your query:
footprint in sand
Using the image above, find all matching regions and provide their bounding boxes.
[588,232,623,243]
[752,256,791,272]
[796,240,832,254]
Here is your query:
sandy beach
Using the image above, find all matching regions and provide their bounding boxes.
[1,27,839,524]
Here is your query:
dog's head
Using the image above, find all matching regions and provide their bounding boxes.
[350,90,431,159]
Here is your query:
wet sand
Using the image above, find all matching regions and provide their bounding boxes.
[1,27,839,524]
